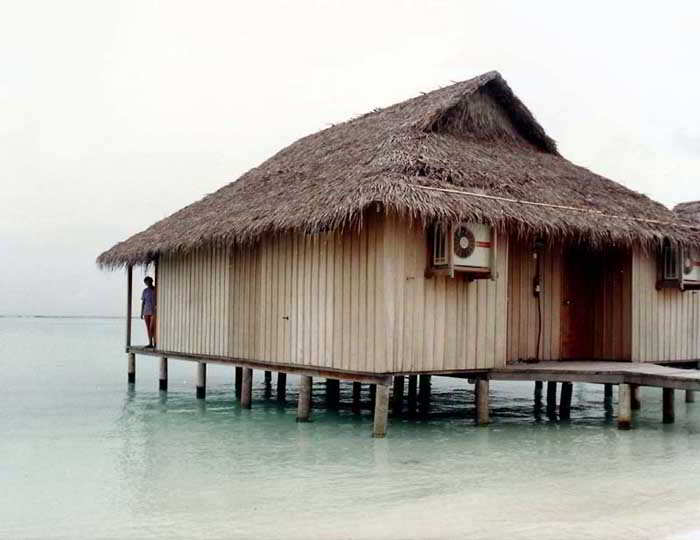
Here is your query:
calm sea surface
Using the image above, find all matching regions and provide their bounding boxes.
[2,317,700,540]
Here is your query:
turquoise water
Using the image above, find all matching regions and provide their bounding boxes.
[2,317,700,540]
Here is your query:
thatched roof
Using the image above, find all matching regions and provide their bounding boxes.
[98,71,699,268]
[675,201,700,225]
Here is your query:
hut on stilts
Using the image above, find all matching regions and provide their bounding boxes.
[98,71,700,436]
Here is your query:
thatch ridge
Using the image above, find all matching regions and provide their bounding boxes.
[98,71,699,268]
[675,201,700,225]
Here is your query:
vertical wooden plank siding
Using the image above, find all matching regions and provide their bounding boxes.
[381,215,509,371]
[631,250,700,362]
[506,241,563,362]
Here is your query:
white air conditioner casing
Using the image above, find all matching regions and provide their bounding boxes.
[682,248,700,284]
[432,222,495,278]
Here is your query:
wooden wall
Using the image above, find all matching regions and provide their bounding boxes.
[383,216,510,371]
[156,214,511,373]
[631,250,700,362]
[157,247,232,356]
[507,243,632,362]
[507,241,563,361]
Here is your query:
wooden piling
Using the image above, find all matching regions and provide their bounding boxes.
[373,383,390,438]
[196,362,206,399]
[407,375,417,415]
[159,357,168,391]
[264,370,272,399]
[297,375,312,422]
[663,388,675,424]
[546,381,557,417]
[352,382,362,414]
[686,390,695,403]
[235,366,242,399]
[241,367,253,409]
[326,379,340,408]
[392,375,405,415]
[369,384,377,410]
[475,378,490,425]
[127,352,135,384]
[604,383,613,402]
[534,380,543,400]
[559,382,572,420]
[419,375,431,414]
[277,372,287,402]
[631,384,641,410]
[618,383,631,430]
[125,265,133,349]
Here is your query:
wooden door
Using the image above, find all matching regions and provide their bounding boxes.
[561,249,596,359]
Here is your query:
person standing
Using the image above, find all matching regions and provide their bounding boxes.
[141,276,157,347]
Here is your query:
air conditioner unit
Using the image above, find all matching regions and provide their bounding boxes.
[431,222,496,278]
[682,248,700,287]
[658,242,700,291]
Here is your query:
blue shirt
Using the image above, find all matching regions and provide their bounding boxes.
[142,287,156,316]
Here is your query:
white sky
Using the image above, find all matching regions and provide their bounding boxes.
[2,0,700,316]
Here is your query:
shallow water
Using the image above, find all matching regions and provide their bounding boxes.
[2,317,700,539]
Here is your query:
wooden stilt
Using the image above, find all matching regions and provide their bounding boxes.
[241,368,253,409]
[235,366,242,399]
[631,384,641,410]
[663,388,675,424]
[297,375,312,422]
[419,375,431,414]
[352,382,362,414]
[373,383,390,437]
[475,378,490,425]
[326,379,340,408]
[618,383,631,430]
[546,381,557,417]
[392,375,405,415]
[604,383,613,402]
[196,362,206,399]
[369,384,377,410]
[559,382,572,420]
[127,352,135,384]
[534,380,543,400]
[277,372,287,402]
[686,390,695,403]
[125,265,133,349]
[407,375,418,415]
[264,370,272,399]
[159,357,168,391]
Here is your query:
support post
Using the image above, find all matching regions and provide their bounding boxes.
[534,380,543,400]
[369,384,377,410]
[604,383,613,402]
[264,370,272,399]
[663,388,675,424]
[297,375,312,422]
[407,375,417,415]
[127,352,135,384]
[326,379,340,408]
[419,375,431,414]
[241,367,253,409]
[546,381,557,417]
[475,378,490,425]
[126,265,133,349]
[159,357,168,391]
[277,372,287,402]
[559,382,572,420]
[373,383,390,438]
[196,362,206,399]
[352,382,362,414]
[686,390,695,403]
[618,383,631,430]
[235,366,242,399]
[631,384,641,410]
[392,376,405,416]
